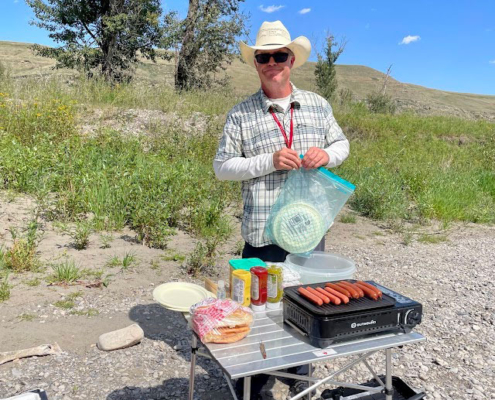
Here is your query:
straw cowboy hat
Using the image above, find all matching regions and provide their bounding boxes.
[240,21,311,69]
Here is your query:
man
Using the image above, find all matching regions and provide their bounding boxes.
[214,20,350,398]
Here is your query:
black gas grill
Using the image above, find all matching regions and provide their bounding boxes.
[283,281,423,348]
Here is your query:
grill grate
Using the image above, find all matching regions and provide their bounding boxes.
[283,280,396,316]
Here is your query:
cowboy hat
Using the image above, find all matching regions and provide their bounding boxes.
[240,21,311,69]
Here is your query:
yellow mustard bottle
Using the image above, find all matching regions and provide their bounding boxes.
[232,269,251,306]
[267,264,283,309]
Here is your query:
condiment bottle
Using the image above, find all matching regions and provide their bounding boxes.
[267,264,283,309]
[232,269,251,306]
[216,280,226,300]
[250,267,268,311]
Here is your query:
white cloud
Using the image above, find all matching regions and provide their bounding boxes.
[298,8,311,15]
[259,5,285,13]
[489,60,495,64]
[399,35,421,45]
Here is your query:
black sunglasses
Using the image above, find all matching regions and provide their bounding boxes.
[254,52,290,64]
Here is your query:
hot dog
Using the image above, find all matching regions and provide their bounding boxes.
[317,288,341,305]
[336,281,360,299]
[307,287,330,304]
[325,282,351,298]
[298,287,323,306]
[341,281,364,298]
[314,287,333,304]
[323,286,350,304]
[356,281,382,298]
[354,283,379,300]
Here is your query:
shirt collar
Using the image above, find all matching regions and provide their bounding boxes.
[259,82,302,113]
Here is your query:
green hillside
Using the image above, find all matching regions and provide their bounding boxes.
[1,40,494,120]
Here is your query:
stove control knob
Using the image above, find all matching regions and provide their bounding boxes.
[404,309,421,326]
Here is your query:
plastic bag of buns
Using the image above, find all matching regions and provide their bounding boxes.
[190,298,254,344]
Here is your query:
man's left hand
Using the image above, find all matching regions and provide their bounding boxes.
[301,147,329,169]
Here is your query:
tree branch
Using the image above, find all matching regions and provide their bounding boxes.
[79,20,102,48]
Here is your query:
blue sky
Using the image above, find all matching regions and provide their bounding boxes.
[1,0,494,95]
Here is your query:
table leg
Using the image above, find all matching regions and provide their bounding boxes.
[243,376,251,400]
[385,348,393,400]
[188,335,198,400]
[307,364,313,400]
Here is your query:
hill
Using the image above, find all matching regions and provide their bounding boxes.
[1,40,494,120]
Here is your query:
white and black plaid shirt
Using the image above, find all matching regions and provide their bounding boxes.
[215,83,348,247]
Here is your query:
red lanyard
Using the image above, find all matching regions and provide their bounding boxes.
[270,103,294,149]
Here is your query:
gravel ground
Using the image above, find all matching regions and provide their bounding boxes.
[0,220,494,400]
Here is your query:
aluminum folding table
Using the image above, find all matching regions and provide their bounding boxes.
[187,309,425,400]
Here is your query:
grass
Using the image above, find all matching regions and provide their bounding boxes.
[48,260,82,284]
[18,313,36,321]
[2,219,42,273]
[105,252,136,270]
[25,277,41,286]
[161,251,186,263]
[121,251,136,270]
[0,63,494,285]
[70,308,99,317]
[71,222,92,250]
[0,275,10,302]
[417,233,449,244]
[99,233,114,249]
[54,299,75,309]
[340,213,357,224]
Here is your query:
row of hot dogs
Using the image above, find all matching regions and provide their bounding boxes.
[297,281,383,306]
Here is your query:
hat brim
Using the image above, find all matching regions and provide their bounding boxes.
[240,36,311,69]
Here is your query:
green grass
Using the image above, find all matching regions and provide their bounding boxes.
[18,313,36,321]
[70,308,99,317]
[70,222,92,250]
[161,251,186,263]
[25,277,41,286]
[334,105,495,224]
[48,260,82,284]
[0,70,494,267]
[54,299,75,309]
[99,233,114,249]
[417,233,449,244]
[0,275,10,302]
[121,251,136,270]
[105,252,136,270]
[105,256,121,268]
[0,82,238,250]
[340,213,357,224]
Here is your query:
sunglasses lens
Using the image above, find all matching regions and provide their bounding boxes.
[255,52,289,64]
[273,53,289,63]
[255,53,271,64]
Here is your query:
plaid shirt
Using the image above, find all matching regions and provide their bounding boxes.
[215,83,347,247]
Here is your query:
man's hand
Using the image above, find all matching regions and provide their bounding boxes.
[273,148,301,170]
[302,147,329,169]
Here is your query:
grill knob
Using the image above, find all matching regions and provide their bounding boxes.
[404,309,421,326]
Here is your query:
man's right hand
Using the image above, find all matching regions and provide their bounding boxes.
[273,148,301,170]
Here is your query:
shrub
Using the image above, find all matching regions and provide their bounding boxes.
[366,92,396,114]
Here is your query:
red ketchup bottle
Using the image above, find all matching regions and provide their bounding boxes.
[250,267,268,312]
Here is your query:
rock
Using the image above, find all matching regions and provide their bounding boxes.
[97,323,144,351]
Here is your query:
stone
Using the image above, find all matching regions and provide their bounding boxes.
[97,323,144,351]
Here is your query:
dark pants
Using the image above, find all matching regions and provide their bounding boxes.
[237,239,326,392]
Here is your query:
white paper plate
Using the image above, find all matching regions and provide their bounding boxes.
[272,202,325,254]
[153,282,211,312]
